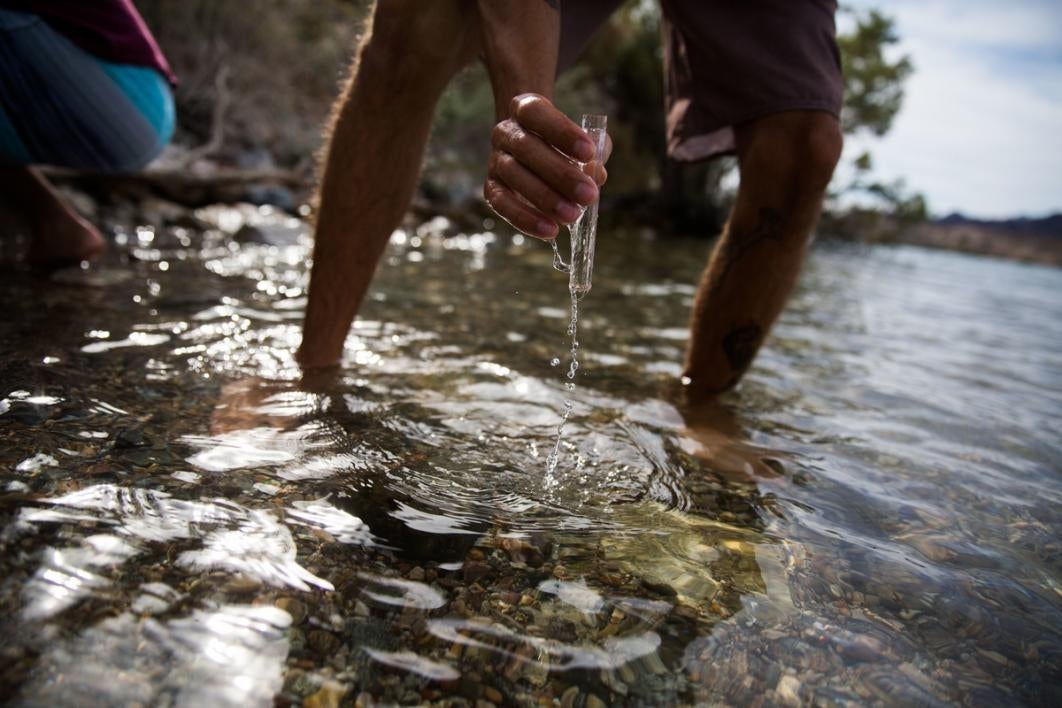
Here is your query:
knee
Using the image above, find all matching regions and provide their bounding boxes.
[741,111,843,193]
[796,114,843,189]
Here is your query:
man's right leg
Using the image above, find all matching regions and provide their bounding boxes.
[297,1,479,369]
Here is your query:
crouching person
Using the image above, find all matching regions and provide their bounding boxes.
[0,0,175,265]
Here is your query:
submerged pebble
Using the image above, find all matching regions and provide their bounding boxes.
[0,219,1057,707]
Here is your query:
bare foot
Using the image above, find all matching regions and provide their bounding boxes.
[209,372,338,436]
[1,166,106,267]
[27,208,106,267]
[676,395,788,484]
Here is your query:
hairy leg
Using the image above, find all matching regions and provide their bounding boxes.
[1,166,105,265]
[683,111,843,395]
[297,1,479,369]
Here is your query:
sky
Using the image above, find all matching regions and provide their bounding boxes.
[841,0,1062,218]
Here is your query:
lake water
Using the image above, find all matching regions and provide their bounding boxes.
[1,209,1059,706]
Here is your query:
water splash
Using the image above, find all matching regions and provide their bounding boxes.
[546,288,581,479]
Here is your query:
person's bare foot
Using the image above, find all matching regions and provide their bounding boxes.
[26,207,106,267]
[2,166,106,267]
[675,393,788,484]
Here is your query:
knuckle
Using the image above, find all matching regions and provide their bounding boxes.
[490,121,508,147]
[493,121,525,152]
[495,152,516,173]
[512,93,543,118]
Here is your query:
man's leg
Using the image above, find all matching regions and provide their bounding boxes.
[1,166,105,265]
[297,1,479,369]
[682,111,843,395]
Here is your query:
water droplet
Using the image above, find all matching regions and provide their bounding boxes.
[551,358,561,367]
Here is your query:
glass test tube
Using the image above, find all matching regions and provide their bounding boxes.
[569,114,607,296]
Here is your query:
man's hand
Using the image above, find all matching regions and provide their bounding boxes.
[485,94,610,240]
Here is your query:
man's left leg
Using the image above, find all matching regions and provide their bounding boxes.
[682,110,843,395]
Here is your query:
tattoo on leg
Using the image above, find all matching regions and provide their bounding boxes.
[743,206,784,247]
[709,207,785,297]
[722,324,762,372]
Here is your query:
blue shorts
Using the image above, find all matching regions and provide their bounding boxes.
[0,9,175,172]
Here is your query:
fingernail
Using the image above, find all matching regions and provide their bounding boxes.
[555,201,581,223]
[573,139,595,162]
[574,181,597,206]
[537,219,556,237]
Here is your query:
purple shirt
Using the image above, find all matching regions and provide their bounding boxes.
[1,0,175,84]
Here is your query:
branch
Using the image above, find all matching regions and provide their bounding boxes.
[175,65,231,168]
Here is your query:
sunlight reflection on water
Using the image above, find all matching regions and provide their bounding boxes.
[1,211,1059,705]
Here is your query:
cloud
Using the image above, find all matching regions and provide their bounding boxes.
[841,0,1062,217]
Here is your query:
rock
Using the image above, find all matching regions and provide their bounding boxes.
[836,633,886,663]
[284,669,318,698]
[114,427,149,449]
[303,681,348,708]
[775,675,802,707]
[463,562,490,584]
[483,686,503,703]
[139,196,188,226]
[222,576,259,594]
[522,654,549,687]
[236,147,277,170]
[546,617,578,643]
[586,694,606,708]
[276,597,307,625]
[307,629,341,656]
[408,566,425,582]
[130,593,170,615]
[233,220,303,247]
[244,184,297,212]
[500,537,548,567]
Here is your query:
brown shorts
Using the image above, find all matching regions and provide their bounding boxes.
[559,0,844,162]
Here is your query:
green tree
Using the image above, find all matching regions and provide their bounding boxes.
[559,3,921,231]
[838,8,913,137]
[835,7,925,221]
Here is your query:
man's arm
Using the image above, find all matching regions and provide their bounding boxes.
[478,1,602,240]
[296,1,603,371]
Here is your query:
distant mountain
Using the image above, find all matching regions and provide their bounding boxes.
[822,211,1062,267]
[903,212,1062,266]
[935,212,1062,237]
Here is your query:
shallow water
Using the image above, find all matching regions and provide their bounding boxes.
[1,209,1059,706]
